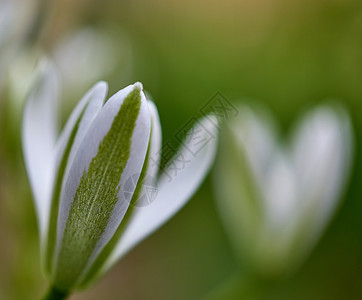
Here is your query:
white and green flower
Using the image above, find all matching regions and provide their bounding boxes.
[214,104,353,277]
[22,62,218,295]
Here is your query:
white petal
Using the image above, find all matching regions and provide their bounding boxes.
[229,105,278,187]
[262,152,298,229]
[147,100,162,178]
[56,83,151,264]
[101,116,218,273]
[54,81,108,178]
[227,106,296,230]
[291,105,353,246]
[45,82,108,269]
[22,61,59,244]
[213,107,278,261]
[125,100,162,209]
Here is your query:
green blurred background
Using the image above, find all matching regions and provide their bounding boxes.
[0,0,361,299]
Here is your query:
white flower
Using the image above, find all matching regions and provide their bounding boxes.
[52,27,132,105]
[214,104,353,276]
[22,62,218,293]
[0,0,39,83]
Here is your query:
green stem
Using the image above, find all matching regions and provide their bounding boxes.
[42,286,70,300]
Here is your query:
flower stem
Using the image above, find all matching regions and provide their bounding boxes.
[42,286,69,300]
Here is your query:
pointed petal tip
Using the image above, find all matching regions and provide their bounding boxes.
[132,82,148,111]
[94,80,109,91]
[133,81,143,91]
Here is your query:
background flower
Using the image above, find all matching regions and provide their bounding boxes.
[0,0,39,83]
[52,26,133,111]
[213,104,353,277]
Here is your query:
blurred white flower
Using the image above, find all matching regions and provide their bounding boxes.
[0,0,46,141]
[52,27,133,106]
[5,48,43,113]
[0,48,46,162]
[214,104,353,276]
[0,0,39,83]
[22,62,218,294]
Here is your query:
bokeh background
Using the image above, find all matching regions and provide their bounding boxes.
[0,0,361,299]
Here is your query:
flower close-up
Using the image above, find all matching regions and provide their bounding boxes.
[22,62,218,298]
[214,104,353,277]
[0,0,361,299]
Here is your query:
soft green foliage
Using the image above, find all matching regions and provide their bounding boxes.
[53,87,142,290]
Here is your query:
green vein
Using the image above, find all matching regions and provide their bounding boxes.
[53,87,142,291]
[77,130,152,289]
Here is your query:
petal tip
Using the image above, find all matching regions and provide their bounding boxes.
[95,80,109,91]
[133,81,143,91]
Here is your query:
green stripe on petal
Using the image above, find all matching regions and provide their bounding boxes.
[77,135,152,288]
[76,101,162,288]
[53,86,143,290]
